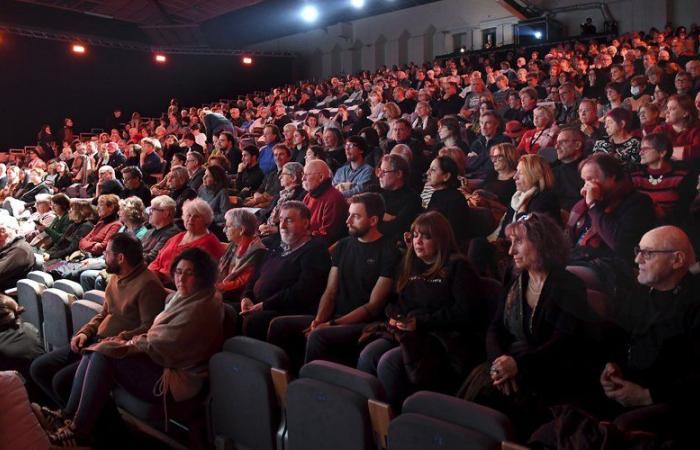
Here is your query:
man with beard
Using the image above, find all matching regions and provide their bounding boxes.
[267,193,400,373]
[30,233,167,408]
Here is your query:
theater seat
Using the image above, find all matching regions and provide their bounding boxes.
[70,299,103,331]
[16,279,46,340]
[82,290,106,305]
[27,271,53,288]
[53,279,84,298]
[479,276,504,323]
[41,288,76,351]
[387,391,516,450]
[209,336,289,450]
[286,360,385,450]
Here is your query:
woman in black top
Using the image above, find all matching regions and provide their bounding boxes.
[426,156,477,245]
[357,211,487,410]
[460,213,589,437]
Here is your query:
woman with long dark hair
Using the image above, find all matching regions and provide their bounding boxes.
[357,211,487,410]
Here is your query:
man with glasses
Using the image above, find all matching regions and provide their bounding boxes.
[596,226,700,444]
[377,154,421,245]
[553,127,586,211]
[184,151,205,191]
[332,136,377,198]
[120,166,151,205]
[142,195,179,264]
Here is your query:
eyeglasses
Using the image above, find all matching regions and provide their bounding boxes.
[378,169,398,176]
[634,246,678,260]
[490,154,505,161]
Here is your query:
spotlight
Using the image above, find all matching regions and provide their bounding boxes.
[351,0,365,8]
[460,46,466,53]
[72,44,86,54]
[154,54,167,63]
[242,56,253,65]
[300,5,319,23]
[534,31,543,39]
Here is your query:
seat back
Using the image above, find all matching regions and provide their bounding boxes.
[82,290,106,305]
[479,277,504,324]
[209,337,289,450]
[41,288,76,350]
[27,271,53,287]
[287,360,384,450]
[17,279,45,340]
[70,300,103,332]
[388,392,514,450]
[53,279,84,298]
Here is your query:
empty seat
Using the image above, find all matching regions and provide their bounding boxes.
[70,300,103,332]
[82,290,106,305]
[16,279,46,339]
[41,288,76,351]
[387,391,515,450]
[287,360,385,450]
[53,279,84,298]
[27,271,53,287]
[209,336,290,450]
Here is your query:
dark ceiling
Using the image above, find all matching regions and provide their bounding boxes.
[2,0,444,48]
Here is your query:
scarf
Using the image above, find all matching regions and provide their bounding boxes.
[219,237,267,282]
[488,187,539,241]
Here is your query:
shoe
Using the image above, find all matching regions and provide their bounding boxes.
[48,421,80,447]
[30,403,63,433]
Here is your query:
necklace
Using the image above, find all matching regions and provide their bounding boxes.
[648,173,664,186]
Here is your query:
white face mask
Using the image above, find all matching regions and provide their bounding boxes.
[631,86,640,96]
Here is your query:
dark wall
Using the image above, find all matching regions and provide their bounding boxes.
[1,35,294,150]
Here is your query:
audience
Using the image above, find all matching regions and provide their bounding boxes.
[10,23,700,449]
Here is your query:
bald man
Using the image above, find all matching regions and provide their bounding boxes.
[302,160,348,246]
[597,226,700,441]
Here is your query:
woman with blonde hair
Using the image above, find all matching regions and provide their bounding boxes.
[491,154,560,239]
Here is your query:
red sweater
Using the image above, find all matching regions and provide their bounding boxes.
[148,231,225,279]
[303,180,348,246]
[653,122,700,161]
[79,217,121,255]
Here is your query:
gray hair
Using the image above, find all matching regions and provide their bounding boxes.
[282,162,304,184]
[224,208,258,237]
[182,198,214,226]
[151,195,176,213]
[98,165,115,177]
[169,166,189,182]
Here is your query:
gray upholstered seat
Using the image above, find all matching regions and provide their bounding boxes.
[53,279,84,298]
[209,336,289,450]
[286,360,385,450]
[17,279,46,341]
[41,288,76,351]
[387,391,514,450]
[82,290,106,305]
[27,271,53,287]
[70,299,103,332]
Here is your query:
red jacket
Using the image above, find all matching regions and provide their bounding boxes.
[303,180,348,246]
[79,216,121,255]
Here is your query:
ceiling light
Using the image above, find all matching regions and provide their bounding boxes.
[300,5,319,23]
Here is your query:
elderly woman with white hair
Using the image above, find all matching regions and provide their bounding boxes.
[0,215,35,292]
[148,198,225,285]
[217,209,267,302]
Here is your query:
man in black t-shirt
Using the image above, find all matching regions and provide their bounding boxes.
[268,192,400,373]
